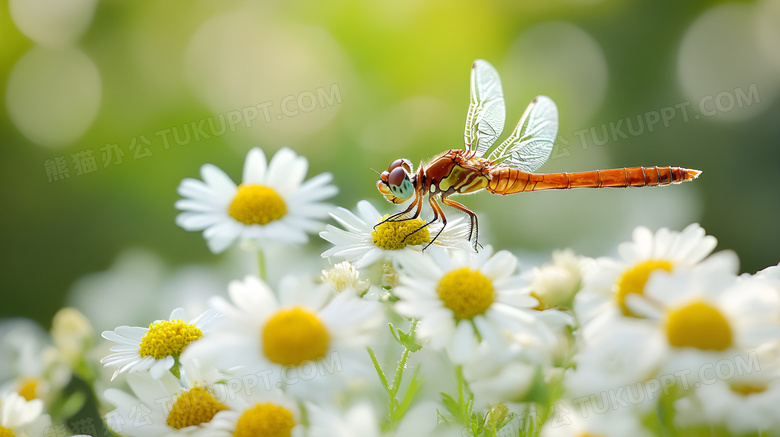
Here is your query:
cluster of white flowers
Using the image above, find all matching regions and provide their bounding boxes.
[0,309,93,436]
[562,225,780,436]
[2,146,779,437]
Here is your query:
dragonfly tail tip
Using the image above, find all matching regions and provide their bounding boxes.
[686,168,703,180]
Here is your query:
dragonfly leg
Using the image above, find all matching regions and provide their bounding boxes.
[374,192,423,229]
[421,194,448,251]
[401,193,442,248]
[441,195,479,250]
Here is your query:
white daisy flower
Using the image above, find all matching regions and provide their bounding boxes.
[674,359,780,434]
[0,391,51,437]
[101,308,221,381]
[103,369,302,437]
[628,254,780,379]
[575,223,718,332]
[568,255,780,407]
[198,388,303,437]
[104,371,223,436]
[320,200,471,269]
[392,245,549,362]
[176,147,337,253]
[181,275,383,402]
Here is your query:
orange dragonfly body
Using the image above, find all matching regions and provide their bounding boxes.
[376,60,701,249]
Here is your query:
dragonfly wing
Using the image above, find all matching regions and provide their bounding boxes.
[464,59,505,156]
[487,95,558,173]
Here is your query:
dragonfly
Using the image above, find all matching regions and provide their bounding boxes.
[376,59,701,250]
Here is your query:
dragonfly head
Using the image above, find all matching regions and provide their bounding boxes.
[377,159,415,204]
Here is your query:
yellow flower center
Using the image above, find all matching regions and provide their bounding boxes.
[166,387,227,429]
[615,259,673,317]
[665,300,733,351]
[138,320,203,359]
[234,403,295,437]
[229,184,287,225]
[729,383,767,396]
[0,425,15,437]
[262,308,330,366]
[437,267,495,320]
[18,379,38,401]
[372,215,430,250]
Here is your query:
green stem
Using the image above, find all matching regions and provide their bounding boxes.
[257,249,267,282]
[454,365,475,434]
[456,365,465,411]
[370,319,420,431]
[389,348,411,401]
[470,319,483,343]
[659,385,678,437]
[388,319,418,423]
[169,357,181,379]
[298,400,310,427]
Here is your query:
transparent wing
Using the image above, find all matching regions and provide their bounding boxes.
[487,95,558,173]
[464,59,505,156]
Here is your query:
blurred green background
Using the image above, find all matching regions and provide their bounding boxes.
[2,0,779,327]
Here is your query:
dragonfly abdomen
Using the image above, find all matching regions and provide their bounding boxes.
[486,166,701,195]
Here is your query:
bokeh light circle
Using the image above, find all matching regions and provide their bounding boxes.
[505,22,608,127]
[9,0,96,47]
[677,3,779,122]
[6,47,102,149]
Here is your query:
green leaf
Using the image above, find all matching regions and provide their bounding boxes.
[468,411,484,437]
[497,412,517,431]
[389,322,423,352]
[440,393,463,422]
[396,365,423,420]
[367,347,390,391]
[398,328,422,352]
[436,409,452,425]
[388,323,401,345]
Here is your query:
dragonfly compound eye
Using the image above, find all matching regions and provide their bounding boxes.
[388,158,413,173]
[388,167,413,199]
[387,167,407,186]
[388,159,405,172]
